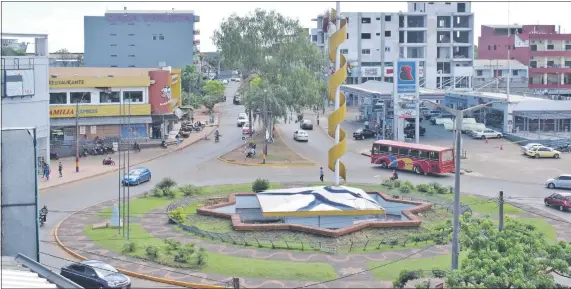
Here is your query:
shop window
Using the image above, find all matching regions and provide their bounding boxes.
[49,92,67,104]
[70,92,91,103]
[340,49,348,54]
[100,91,120,103]
[361,33,371,39]
[123,91,143,103]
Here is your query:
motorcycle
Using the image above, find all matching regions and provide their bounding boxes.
[50,152,59,160]
[39,205,48,226]
[193,125,203,132]
[104,146,115,154]
[102,158,115,165]
[161,140,168,149]
[555,143,570,153]
[215,134,221,143]
[246,148,256,158]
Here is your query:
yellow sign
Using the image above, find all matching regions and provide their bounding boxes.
[49,104,151,118]
[49,76,151,88]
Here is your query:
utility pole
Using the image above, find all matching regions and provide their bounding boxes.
[232,277,240,289]
[263,93,268,164]
[499,191,504,231]
[75,101,80,173]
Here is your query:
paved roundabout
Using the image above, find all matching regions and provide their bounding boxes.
[42,82,571,288]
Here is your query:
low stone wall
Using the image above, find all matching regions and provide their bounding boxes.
[197,192,432,238]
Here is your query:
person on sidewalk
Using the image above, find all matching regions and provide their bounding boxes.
[58,161,63,178]
[319,167,324,182]
[317,113,320,126]
[41,161,47,178]
[44,165,51,181]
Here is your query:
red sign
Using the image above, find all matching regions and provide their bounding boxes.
[148,70,172,114]
[106,14,191,22]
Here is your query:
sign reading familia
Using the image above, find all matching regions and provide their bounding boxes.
[106,14,192,22]
[49,104,151,118]
[396,61,418,94]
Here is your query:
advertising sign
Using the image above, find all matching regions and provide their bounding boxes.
[49,76,151,88]
[360,67,381,77]
[3,69,35,98]
[385,67,423,77]
[121,124,148,139]
[396,61,417,94]
[49,104,151,118]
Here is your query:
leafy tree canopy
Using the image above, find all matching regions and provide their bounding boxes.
[202,80,225,97]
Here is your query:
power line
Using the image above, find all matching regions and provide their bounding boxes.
[293,244,437,289]
[40,240,231,286]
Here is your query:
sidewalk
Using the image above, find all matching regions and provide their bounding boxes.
[41,113,219,190]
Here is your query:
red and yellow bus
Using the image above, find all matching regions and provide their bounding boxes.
[370,140,454,175]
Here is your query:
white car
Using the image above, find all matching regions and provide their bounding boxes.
[521,143,545,154]
[471,129,503,139]
[237,114,247,127]
[232,77,241,82]
[222,79,229,84]
[546,174,571,189]
[293,130,309,142]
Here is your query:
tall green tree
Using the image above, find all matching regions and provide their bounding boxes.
[181,65,199,93]
[202,80,225,97]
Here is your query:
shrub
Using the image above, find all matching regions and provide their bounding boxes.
[122,241,137,253]
[179,185,203,197]
[416,184,430,193]
[381,179,395,189]
[425,189,436,196]
[435,186,449,194]
[428,182,443,191]
[393,270,424,289]
[173,243,198,264]
[446,185,454,194]
[399,186,411,194]
[196,248,207,266]
[174,251,188,263]
[432,269,446,278]
[393,179,402,188]
[156,177,177,190]
[151,187,163,198]
[164,239,181,254]
[142,191,149,198]
[402,180,414,190]
[163,187,176,199]
[145,245,159,259]
[169,207,185,223]
[252,178,270,193]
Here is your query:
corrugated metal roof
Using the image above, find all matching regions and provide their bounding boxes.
[1,257,57,288]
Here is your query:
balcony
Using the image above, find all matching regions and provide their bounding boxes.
[406,15,426,29]
[529,66,571,73]
[194,30,200,35]
[529,83,571,89]
[437,16,451,29]
[453,31,471,45]
[452,16,470,29]
[193,40,200,45]
[437,31,451,44]
[530,50,571,57]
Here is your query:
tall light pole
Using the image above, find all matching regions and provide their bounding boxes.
[334,1,342,185]
[75,92,90,172]
[423,99,505,270]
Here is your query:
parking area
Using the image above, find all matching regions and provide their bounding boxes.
[344,118,570,184]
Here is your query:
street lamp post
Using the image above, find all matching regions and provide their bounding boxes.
[75,92,90,172]
[422,99,506,270]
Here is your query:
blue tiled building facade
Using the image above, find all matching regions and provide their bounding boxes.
[84,10,199,68]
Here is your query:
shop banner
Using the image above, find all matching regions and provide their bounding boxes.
[121,124,148,139]
[49,76,151,88]
[360,67,382,77]
[49,104,151,118]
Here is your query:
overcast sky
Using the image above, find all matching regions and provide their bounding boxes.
[3,0,571,53]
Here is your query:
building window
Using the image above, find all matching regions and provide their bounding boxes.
[110,44,117,47]
[128,23,134,26]
[347,33,349,39]
[385,47,391,52]
[361,17,371,24]
[531,45,537,51]
[445,2,451,4]
[376,33,380,36]
[385,15,391,21]
[457,2,466,12]
[565,44,571,51]
[99,91,120,103]
[129,44,135,47]
[361,33,371,39]
[111,55,117,57]
[565,61,571,67]
[110,33,117,36]
[340,49,348,54]
[128,65,136,67]
[49,92,67,104]
[152,35,157,40]
[128,33,135,36]
[128,55,135,57]
[110,23,117,26]
[547,60,555,67]
[487,45,491,50]
[376,17,380,20]
[385,31,391,37]
[512,70,519,76]
[530,61,537,68]
[362,49,371,54]
[111,65,118,67]
[70,92,91,103]
[123,91,143,103]
[547,44,554,50]
[159,34,165,40]
[493,45,497,50]
[476,70,483,76]
[385,62,394,66]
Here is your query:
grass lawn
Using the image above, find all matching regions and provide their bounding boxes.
[368,252,467,281]
[97,196,175,218]
[85,223,337,281]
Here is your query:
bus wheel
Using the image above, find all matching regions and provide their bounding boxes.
[380,161,387,168]
[414,166,423,174]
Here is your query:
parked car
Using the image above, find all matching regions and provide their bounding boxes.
[353,128,377,140]
[237,113,247,127]
[122,167,151,186]
[60,260,131,289]
[404,124,426,137]
[300,119,313,130]
[231,77,241,82]
[233,94,241,105]
[222,79,229,84]
[544,192,571,211]
[525,146,561,159]
[293,130,309,142]
[423,110,441,120]
[471,129,503,139]
[546,174,571,189]
[521,143,545,155]
[429,113,453,125]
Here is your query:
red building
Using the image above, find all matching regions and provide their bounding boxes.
[478,24,571,94]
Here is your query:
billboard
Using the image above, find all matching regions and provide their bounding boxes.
[3,69,35,98]
[396,61,417,94]
[49,104,151,118]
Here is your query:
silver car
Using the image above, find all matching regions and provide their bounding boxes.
[546,174,571,189]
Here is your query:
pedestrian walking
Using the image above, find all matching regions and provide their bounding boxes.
[319,167,324,182]
[317,114,320,126]
[58,161,63,178]
[41,161,47,178]
[44,165,51,181]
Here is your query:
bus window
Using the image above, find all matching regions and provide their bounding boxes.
[397,148,409,156]
[429,151,440,160]
[442,150,453,162]
[410,150,421,158]
[378,145,389,153]
[418,150,429,159]
[372,144,381,154]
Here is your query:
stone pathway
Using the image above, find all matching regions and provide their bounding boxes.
[56,199,571,288]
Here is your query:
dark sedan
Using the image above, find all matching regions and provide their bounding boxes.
[60,260,131,289]
[404,124,426,137]
[300,119,313,130]
[544,192,571,211]
[353,128,377,140]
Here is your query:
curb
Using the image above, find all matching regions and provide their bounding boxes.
[53,202,225,289]
[41,123,219,191]
[215,125,317,168]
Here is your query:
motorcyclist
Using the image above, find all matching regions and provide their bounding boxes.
[215,128,220,141]
[40,205,48,224]
[390,169,399,181]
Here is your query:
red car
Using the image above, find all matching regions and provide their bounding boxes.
[544,192,571,211]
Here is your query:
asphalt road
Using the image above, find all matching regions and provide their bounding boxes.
[41,83,570,287]
[40,82,246,288]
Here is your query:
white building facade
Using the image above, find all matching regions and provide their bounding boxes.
[1,33,51,165]
[311,1,474,91]
[472,59,529,94]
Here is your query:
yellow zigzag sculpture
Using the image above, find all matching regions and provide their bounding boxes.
[327,10,347,182]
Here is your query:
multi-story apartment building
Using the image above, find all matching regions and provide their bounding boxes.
[478,24,571,95]
[84,8,200,68]
[311,1,475,90]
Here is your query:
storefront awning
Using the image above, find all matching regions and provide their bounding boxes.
[512,100,571,119]
[50,116,152,127]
